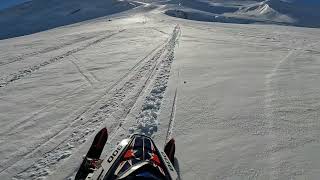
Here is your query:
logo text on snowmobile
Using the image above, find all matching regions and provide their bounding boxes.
[107,145,123,163]
[161,151,174,171]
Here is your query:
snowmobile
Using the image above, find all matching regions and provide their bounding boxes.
[75,128,178,180]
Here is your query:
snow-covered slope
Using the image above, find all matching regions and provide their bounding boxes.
[236,0,295,23]
[236,0,320,27]
[164,0,320,27]
[0,0,319,40]
[1,0,320,180]
[0,0,140,39]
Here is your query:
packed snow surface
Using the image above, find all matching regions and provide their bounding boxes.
[0,0,320,180]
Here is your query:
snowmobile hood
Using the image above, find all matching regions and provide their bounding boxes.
[117,161,165,179]
[87,134,178,180]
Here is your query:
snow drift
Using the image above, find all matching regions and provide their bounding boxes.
[0,0,140,40]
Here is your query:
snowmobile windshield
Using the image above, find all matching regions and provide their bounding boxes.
[116,161,167,180]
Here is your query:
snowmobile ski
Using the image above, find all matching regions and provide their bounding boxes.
[164,138,176,164]
[75,127,108,180]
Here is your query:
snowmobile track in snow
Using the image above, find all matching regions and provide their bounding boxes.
[0,29,125,88]
[0,39,167,177]
[0,31,126,137]
[18,29,176,179]
[165,82,178,143]
[2,25,180,180]
[0,31,167,138]
[0,34,98,67]
[132,25,181,137]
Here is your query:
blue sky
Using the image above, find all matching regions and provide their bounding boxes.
[0,0,29,10]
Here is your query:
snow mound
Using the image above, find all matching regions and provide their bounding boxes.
[0,0,140,39]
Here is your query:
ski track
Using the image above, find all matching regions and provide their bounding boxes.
[0,34,169,138]
[69,58,94,86]
[0,83,86,137]
[151,27,170,36]
[264,40,320,134]
[102,46,167,144]
[0,39,165,178]
[69,54,98,87]
[0,29,125,88]
[0,34,98,67]
[165,84,178,143]
[264,41,320,179]
[9,25,180,180]
[264,48,296,179]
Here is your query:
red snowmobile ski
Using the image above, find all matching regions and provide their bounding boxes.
[75,129,178,180]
